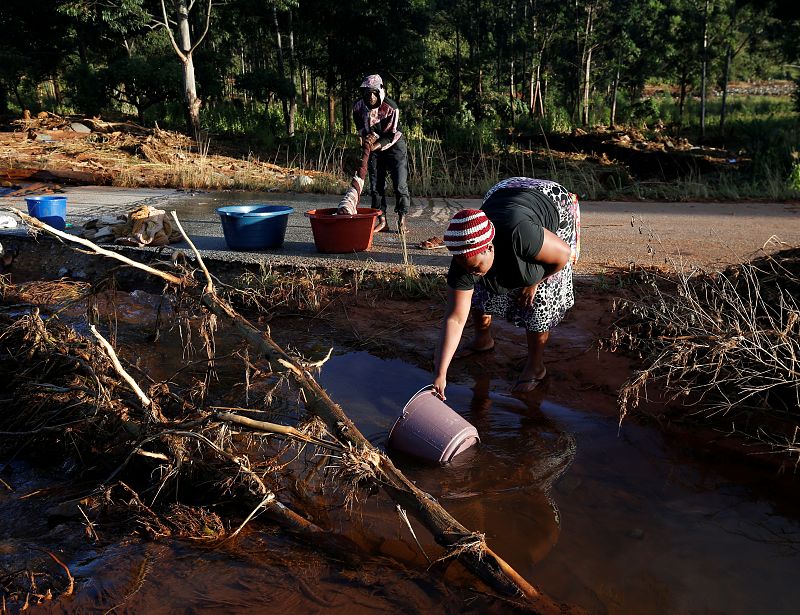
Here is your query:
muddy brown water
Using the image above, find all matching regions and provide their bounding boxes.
[3,290,800,614]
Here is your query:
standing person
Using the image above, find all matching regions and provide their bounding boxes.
[432,178,581,398]
[352,74,410,233]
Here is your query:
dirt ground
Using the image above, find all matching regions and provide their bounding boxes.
[0,115,327,191]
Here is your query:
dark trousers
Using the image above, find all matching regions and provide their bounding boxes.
[368,136,410,214]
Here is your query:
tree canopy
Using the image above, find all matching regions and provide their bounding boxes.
[0,0,797,134]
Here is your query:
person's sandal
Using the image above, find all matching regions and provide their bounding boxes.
[373,213,387,232]
[417,236,447,250]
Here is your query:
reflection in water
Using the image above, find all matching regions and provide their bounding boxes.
[319,353,575,569]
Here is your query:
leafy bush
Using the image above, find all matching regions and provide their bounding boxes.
[794,77,800,113]
[542,106,572,133]
[788,151,800,192]
[236,69,296,103]
[465,92,500,124]
[628,97,660,127]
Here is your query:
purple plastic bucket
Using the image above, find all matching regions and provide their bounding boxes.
[387,385,480,463]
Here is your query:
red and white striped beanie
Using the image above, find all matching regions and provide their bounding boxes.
[443,209,495,258]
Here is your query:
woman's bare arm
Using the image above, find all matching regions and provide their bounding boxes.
[535,227,570,278]
[433,287,473,399]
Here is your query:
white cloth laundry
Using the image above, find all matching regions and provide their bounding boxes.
[0,215,18,229]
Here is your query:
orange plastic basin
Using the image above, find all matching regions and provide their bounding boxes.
[305,207,381,253]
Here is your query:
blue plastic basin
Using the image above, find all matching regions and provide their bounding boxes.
[25,195,67,231]
[216,204,293,251]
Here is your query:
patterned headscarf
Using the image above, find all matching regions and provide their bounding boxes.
[360,74,383,91]
[359,74,384,108]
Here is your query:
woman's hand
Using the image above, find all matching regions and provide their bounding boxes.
[433,375,447,400]
[519,283,538,308]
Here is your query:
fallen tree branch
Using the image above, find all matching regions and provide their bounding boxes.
[3,208,188,287]
[45,551,74,597]
[89,324,156,417]
[170,211,214,293]
[214,410,343,451]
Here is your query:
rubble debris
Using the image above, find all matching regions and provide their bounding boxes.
[80,205,182,247]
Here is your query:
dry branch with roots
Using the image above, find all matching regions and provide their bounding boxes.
[606,246,800,466]
[0,211,580,614]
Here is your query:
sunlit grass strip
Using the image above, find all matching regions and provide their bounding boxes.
[228,262,445,315]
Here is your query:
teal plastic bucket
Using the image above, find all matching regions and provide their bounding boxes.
[25,195,67,230]
[216,204,293,250]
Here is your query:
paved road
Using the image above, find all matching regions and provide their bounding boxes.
[2,186,798,274]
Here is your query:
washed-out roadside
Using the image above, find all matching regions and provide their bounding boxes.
[2,186,799,276]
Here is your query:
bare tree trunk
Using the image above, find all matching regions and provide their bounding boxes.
[287,10,298,130]
[528,0,536,115]
[510,57,516,125]
[326,36,336,134]
[573,0,581,122]
[455,29,462,108]
[272,5,293,137]
[327,89,335,135]
[578,1,596,127]
[177,1,201,137]
[521,1,528,110]
[240,48,247,104]
[582,45,592,126]
[509,0,516,125]
[301,66,309,107]
[719,44,732,138]
[529,67,535,116]
[610,61,620,128]
[159,0,212,139]
[183,56,202,137]
[537,67,545,116]
[700,0,709,140]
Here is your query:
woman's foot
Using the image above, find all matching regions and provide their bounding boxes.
[512,368,547,393]
[417,236,447,250]
[453,339,495,359]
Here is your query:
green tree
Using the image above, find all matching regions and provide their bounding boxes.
[151,0,214,138]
